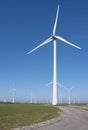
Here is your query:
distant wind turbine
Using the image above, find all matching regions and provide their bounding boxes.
[30,92,33,103]
[65,87,74,105]
[60,94,63,105]
[77,96,80,104]
[73,96,76,104]
[11,81,16,103]
[46,81,63,104]
[27,5,81,105]
[3,99,6,103]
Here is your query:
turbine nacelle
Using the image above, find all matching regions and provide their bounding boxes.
[52,35,57,40]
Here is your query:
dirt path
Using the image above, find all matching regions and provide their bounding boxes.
[35,106,88,130]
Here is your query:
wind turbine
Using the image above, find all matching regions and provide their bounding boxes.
[27,5,81,105]
[65,87,74,105]
[46,81,63,104]
[11,81,16,103]
[73,96,76,104]
[59,93,62,105]
[30,92,33,103]
[77,96,79,104]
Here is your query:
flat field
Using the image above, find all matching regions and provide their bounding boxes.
[0,103,60,130]
[69,104,88,110]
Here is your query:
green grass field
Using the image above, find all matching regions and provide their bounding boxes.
[0,103,61,130]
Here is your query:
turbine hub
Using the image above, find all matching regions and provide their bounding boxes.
[52,35,57,40]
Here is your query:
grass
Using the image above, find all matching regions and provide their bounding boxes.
[0,103,61,130]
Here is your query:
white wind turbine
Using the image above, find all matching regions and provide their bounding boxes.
[27,5,81,105]
[11,81,16,103]
[46,81,63,104]
[65,87,74,105]
[30,92,33,103]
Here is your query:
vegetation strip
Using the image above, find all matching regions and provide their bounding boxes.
[68,105,88,110]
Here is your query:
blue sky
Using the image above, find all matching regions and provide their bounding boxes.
[0,0,88,103]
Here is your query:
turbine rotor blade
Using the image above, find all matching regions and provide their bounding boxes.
[65,87,74,91]
[55,36,81,50]
[46,81,62,86]
[46,82,53,86]
[57,82,63,88]
[27,37,53,54]
[53,5,60,35]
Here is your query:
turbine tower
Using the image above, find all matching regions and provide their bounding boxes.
[65,87,74,105]
[27,5,81,105]
[11,81,16,103]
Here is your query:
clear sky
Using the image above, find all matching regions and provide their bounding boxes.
[0,0,88,103]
